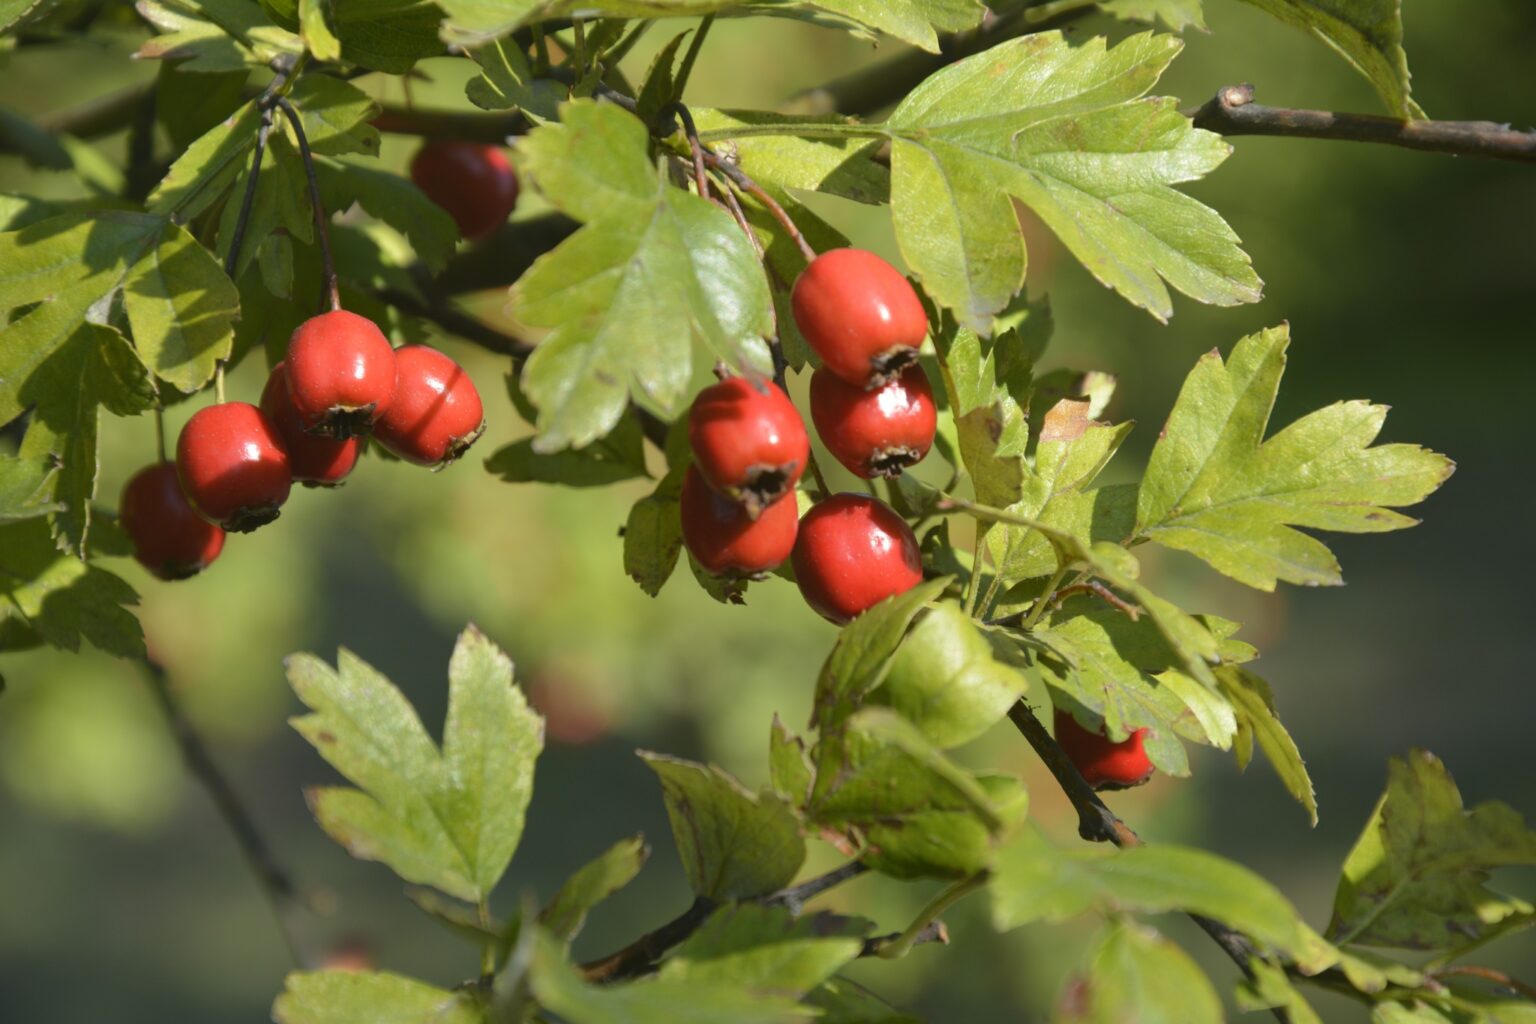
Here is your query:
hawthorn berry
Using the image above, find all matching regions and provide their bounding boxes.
[175,402,292,533]
[410,141,519,242]
[119,462,226,580]
[687,376,810,517]
[791,248,927,388]
[284,309,397,439]
[792,493,923,624]
[810,364,936,479]
[680,466,798,576]
[260,362,363,487]
[1053,709,1155,791]
[372,346,485,467]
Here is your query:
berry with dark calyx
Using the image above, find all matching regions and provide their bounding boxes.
[687,376,810,518]
[373,346,485,468]
[175,402,292,533]
[791,248,927,388]
[119,462,226,580]
[410,141,519,242]
[285,309,398,439]
[792,493,923,624]
[810,363,936,479]
[1053,709,1155,791]
[260,362,363,488]
[680,466,798,576]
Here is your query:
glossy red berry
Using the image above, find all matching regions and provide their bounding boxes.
[792,493,923,624]
[373,346,485,467]
[260,362,363,487]
[680,466,798,576]
[176,402,292,532]
[791,248,927,388]
[687,376,810,517]
[119,462,225,580]
[410,141,519,242]
[1053,709,1155,791]
[810,364,936,479]
[285,309,397,439]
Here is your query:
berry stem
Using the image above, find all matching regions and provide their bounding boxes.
[274,96,341,314]
[664,102,712,203]
[1020,565,1068,631]
[531,23,550,73]
[153,405,167,463]
[806,450,831,501]
[214,361,227,404]
[716,159,816,263]
[872,871,985,959]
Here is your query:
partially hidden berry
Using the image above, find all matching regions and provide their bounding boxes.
[285,309,397,439]
[261,362,363,487]
[687,376,810,517]
[791,493,923,624]
[120,462,226,580]
[680,466,798,576]
[1053,709,1155,791]
[372,346,485,468]
[791,248,927,388]
[176,402,292,533]
[810,363,936,479]
[410,141,519,242]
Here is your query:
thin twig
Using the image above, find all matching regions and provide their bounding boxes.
[377,287,534,360]
[1434,965,1536,1001]
[713,156,816,263]
[663,102,712,202]
[223,107,274,279]
[766,860,869,914]
[272,97,340,313]
[859,920,948,959]
[139,656,315,967]
[1188,84,1536,164]
[579,896,714,982]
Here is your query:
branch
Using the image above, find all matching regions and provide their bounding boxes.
[138,655,316,968]
[1188,84,1536,164]
[372,104,529,144]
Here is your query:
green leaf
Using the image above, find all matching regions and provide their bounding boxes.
[1135,325,1454,590]
[297,0,341,61]
[0,456,60,522]
[288,626,544,901]
[992,828,1333,969]
[660,904,866,998]
[286,74,381,157]
[487,415,647,487]
[528,927,815,1024]
[796,0,985,52]
[1236,959,1325,1024]
[769,714,815,805]
[623,449,688,596]
[803,977,921,1023]
[149,100,264,220]
[1329,750,1536,951]
[690,109,889,206]
[640,752,805,901]
[540,835,650,943]
[0,519,144,657]
[405,886,507,947]
[0,0,48,33]
[1099,0,1207,31]
[135,0,263,72]
[511,100,774,451]
[809,708,1023,879]
[272,970,483,1024]
[1057,922,1221,1024]
[0,106,73,170]
[1233,0,1420,118]
[317,156,459,271]
[885,32,1260,329]
[1217,665,1316,824]
[122,220,242,393]
[870,602,1028,749]
[467,38,564,121]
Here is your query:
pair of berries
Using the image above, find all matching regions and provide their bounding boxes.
[123,311,484,581]
[1054,710,1155,790]
[410,141,519,242]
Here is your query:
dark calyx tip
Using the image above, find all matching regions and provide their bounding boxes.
[154,561,208,582]
[867,346,919,389]
[432,420,487,472]
[223,505,283,534]
[867,447,922,479]
[738,463,796,519]
[311,404,379,441]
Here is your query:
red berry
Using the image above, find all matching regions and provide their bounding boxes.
[810,364,936,479]
[119,462,225,580]
[410,141,519,242]
[373,346,485,467]
[791,493,923,624]
[260,362,363,487]
[680,466,798,576]
[1053,709,1154,791]
[687,377,810,517]
[285,309,397,439]
[176,402,292,532]
[791,248,927,388]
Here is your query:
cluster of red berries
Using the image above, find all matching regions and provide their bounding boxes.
[677,248,936,624]
[121,309,484,581]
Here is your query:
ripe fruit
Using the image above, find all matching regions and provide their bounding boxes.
[687,377,810,516]
[791,248,927,387]
[1053,709,1154,790]
[372,346,485,467]
[176,402,292,532]
[409,141,519,242]
[680,466,798,576]
[810,364,936,479]
[285,309,398,439]
[119,462,225,580]
[791,493,923,624]
[260,362,363,487]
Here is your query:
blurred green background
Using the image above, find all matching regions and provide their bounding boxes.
[3,3,1535,1020]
